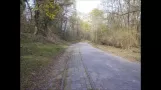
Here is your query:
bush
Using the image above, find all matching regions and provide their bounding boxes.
[100,29,140,49]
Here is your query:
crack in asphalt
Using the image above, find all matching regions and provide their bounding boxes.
[79,48,96,90]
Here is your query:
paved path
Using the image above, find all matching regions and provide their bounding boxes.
[61,42,140,90]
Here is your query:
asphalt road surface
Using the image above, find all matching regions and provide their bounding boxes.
[61,42,140,90]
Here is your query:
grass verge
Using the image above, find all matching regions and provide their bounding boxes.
[20,33,68,89]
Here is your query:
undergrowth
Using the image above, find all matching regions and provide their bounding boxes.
[20,33,68,89]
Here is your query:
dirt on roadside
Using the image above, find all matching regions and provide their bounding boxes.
[24,48,72,90]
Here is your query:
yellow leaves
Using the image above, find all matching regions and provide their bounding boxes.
[44,2,54,10]
[42,1,60,20]
[45,12,55,19]
[49,2,54,8]
[33,0,60,20]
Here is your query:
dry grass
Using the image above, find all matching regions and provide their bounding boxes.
[88,42,140,62]
[83,28,141,62]
[100,29,140,49]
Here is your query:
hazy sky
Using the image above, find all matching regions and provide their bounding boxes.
[76,0,101,14]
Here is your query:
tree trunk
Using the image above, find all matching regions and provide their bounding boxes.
[34,0,40,35]
[127,0,130,30]
[25,0,32,20]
